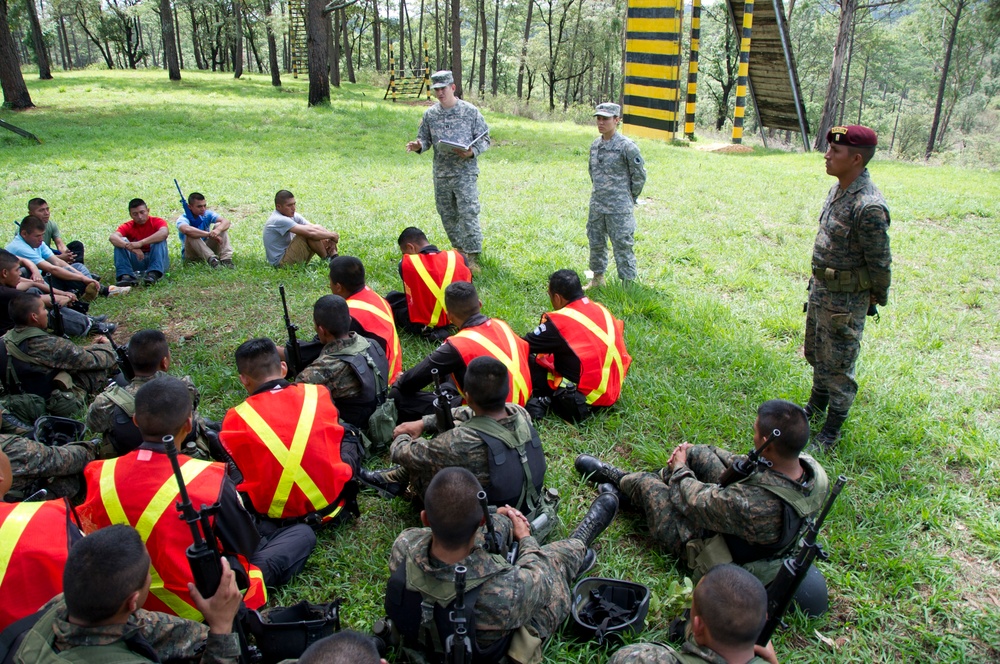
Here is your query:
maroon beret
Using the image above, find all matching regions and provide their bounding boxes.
[827,125,878,147]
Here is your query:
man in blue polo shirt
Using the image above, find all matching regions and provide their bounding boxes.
[176,192,235,268]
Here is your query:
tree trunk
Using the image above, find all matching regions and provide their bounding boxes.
[57,14,69,69]
[477,0,486,95]
[265,0,281,85]
[856,52,869,124]
[516,0,532,98]
[160,0,181,79]
[467,0,478,91]
[233,0,243,77]
[489,0,498,94]
[341,8,355,82]
[329,12,340,86]
[0,0,33,107]
[373,0,381,69]
[450,0,461,95]
[307,0,331,104]
[813,0,855,151]
[838,14,855,125]
[190,4,205,69]
[925,0,964,159]
[24,0,52,78]
[174,4,183,68]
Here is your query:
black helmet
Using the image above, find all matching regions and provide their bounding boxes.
[33,416,86,447]
[570,577,650,645]
[242,600,341,664]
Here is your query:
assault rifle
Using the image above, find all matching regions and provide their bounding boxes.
[431,368,454,432]
[280,285,302,378]
[717,430,778,488]
[444,565,472,664]
[757,475,848,646]
[45,277,65,338]
[108,330,135,382]
[478,491,518,564]
[174,179,197,224]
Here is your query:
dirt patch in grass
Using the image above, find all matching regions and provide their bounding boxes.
[939,543,1000,612]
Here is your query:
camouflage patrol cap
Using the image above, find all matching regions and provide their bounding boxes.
[827,125,878,148]
[594,103,621,118]
[430,70,455,89]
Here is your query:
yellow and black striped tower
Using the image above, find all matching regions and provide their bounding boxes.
[684,0,701,139]
[388,42,397,101]
[731,0,754,143]
[423,41,431,99]
[623,0,683,141]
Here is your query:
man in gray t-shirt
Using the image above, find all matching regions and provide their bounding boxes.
[262,190,340,267]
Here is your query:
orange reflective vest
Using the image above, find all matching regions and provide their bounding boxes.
[541,298,631,407]
[401,251,472,328]
[447,318,533,407]
[221,382,354,524]
[0,500,76,630]
[80,451,267,621]
[348,286,403,382]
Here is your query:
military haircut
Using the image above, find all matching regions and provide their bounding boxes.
[18,215,46,235]
[424,467,484,549]
[298,630,382,664]
[128,198,146,211]
[9,292,42,326]
[128,329,170,374]
[235,337,282,381]
[275,189,295,207]
[757,399,810,457]
[693,564,767,648]
[0,249,20,271]
[314,294,352,337]
[134,375,193,439]
[63,524,151,624]
[397,226,427,246]
[443,281,480,320]
[27,197,46,212]
[548,269,585,301]
[464,356,509,412]
[188,192,206,204]
[849,145,876,167]
[329,255,366,294]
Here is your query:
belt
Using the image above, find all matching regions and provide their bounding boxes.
[812,266,842,281]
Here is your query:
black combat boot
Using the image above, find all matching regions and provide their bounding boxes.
[814,409,848,451]
[569,492,619,547]
[357,467,403,498]
[597,482,630,509]
[575,454,628,488]
[803,388,830,424]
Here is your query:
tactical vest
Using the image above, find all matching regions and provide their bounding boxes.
[385,559,511,664]
[542,298,632,407]
[10,605,156,664]
[220,383,355,525]
[80,452,267,621]
[462,416,545,517]
[2,328,56,398]
[347,287,403,383]
[401,251,472,328]
[330,336,390,430]
[447,319,532,407]
[0,500,79,631]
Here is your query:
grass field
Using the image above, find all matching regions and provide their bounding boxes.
[3,69,1000,663]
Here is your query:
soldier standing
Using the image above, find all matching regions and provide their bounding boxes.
[406,70,490,272]
[805,125,892,449]
[585,103,646,289]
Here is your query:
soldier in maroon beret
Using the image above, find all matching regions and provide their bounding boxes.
[804,125,892,450]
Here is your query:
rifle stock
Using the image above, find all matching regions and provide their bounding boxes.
[279,285,302,378]
[431,368,455,432]
[45,276,65,338]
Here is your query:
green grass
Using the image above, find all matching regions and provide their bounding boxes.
[3,69,1000,662]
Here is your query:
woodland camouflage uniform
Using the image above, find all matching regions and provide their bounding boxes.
[610,639,770,664]
[294,334,365,400]
[0,433,96,500]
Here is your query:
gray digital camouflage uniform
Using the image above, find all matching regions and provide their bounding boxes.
[587,132,646,281]
[610,639,770,664]
[805,168,891,415]
[415,99,490,255]
[1,433,96,500]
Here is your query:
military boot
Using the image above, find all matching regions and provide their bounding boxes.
[358,467,403,499]
[803,388,829,425]
[575,454,628,489]
[465,253,482,275]
[814,409,848,451]
[584,273,605,290]
[569,492,619,548]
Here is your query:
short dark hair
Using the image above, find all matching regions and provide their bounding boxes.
[128,329,170,375]
[128,198,146,211]
[329,256,366,294]
[757,399,809,457]
[9,292,42,326]
[464,356,509,412]
[313,295,352,337]
[298,631,382,664]
[275,190,295,206]
[134,375,193,439]
[424,467,483,549]
[397,227,427,246]
[849,145,876,167]
[18,215,45,235]
[693,564,767,648]
[63,524,150,624]
[0,249,20,271]
[188,192,206,205]
[444,282,480,320]
[27,197,46,212]
[235,337,282,381]
[548,269,585,301]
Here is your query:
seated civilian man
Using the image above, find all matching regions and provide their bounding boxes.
[176,191,234,268]
[26,197,85,263]
[6,216,110,303]
[263,190,339,267]
[110,198,170,286]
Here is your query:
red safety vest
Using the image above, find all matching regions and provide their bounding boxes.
[401,251,472,328]
[0,500,75,630]
[447,318,533,407]
[348,286,403,382]
[79,451,267,621]
[220,383,354,523]
[540,298,631,407]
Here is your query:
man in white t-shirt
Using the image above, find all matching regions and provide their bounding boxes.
[262,190,339,267]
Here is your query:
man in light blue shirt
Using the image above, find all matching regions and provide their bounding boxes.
[6,216,106,303]
[176,192,234,268]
